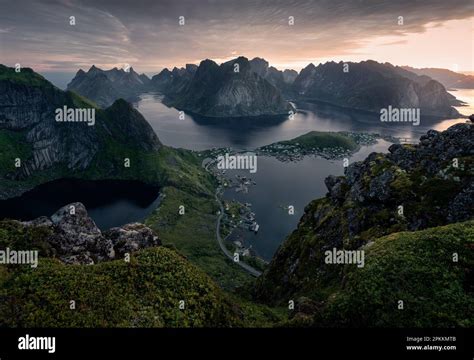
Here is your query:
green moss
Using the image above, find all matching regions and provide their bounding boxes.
[389,170,413,199]
[0,247,245,327]
[321,221,474,327]
[0,65,54,88]
[279,131,359,151]
[0,130,32,173]
[67,90,99,109]
[0,220,55,256]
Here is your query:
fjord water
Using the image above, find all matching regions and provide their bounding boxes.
[135,93,467,150]
[0,92,468,257]
[220,142,392,260]
[134,93,468,259]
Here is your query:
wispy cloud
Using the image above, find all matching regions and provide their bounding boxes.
[0,0,472,72]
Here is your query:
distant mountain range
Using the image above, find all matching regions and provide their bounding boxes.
[293,60,461,117]
[154,57,294,117]
[67,65,150,107]
[67,57,464,118]
[150,64,197,96]
[402,66,474,89]
[249,57,298,96]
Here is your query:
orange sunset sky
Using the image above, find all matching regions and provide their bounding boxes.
[0,0,472,73]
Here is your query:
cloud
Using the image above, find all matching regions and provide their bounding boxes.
[0,0,472,72]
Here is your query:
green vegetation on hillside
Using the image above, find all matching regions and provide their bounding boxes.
[279,131,359,151]
[145,186,254,290]
[0,247,241,327]
[0,219,285,328]
[257,131,383,161]
[318,221,474,327]
[0,130,32,173]
[0,65,54,87]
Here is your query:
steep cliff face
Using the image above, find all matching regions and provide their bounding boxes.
[249,57,297,96]
[67,65,150,107]
[0,65,161,199]
[292,60,460,117]
[256,123,474,307]
[166,57,293,117]
[0,66,99,178]
[150,64,197,95]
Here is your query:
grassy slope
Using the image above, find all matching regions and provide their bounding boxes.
[279,220,474,327]
[272,131,359,151]
[0,247,241,327]
[0,219,284,327]
[0,65,54,87]
[320,221,474,327]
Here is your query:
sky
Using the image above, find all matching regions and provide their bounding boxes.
[0,0,473,74]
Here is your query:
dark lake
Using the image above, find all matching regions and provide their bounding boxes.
[0,179,160,230]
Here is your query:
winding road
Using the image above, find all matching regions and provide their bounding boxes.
[214,189,262,277]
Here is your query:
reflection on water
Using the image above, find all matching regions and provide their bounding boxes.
[222,140,393,260]
[449,89,474,116]
[0,180,160,230]
[134,93,470,259]
[134,93,467,151]
[1,92,468,258]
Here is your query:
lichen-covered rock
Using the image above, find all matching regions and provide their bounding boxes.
[104,222,161,258]
[18,202,161,265]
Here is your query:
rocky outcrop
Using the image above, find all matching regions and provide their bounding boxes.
[165,57,294,117]
[292,60,460,118]
[67,65,151,107]
[22,202,160,265]
[256,123,474,304]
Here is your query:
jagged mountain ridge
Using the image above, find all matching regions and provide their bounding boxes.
[150,64,197,96]
[67,65,150,107]
[249,57,297,96]
[67,58,462,119]
[293,60,460,117]
[159,56,294,117]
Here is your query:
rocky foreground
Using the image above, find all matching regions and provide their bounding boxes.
[256,122,474,327]
[0,202,254,327]
[19,202,160,265]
